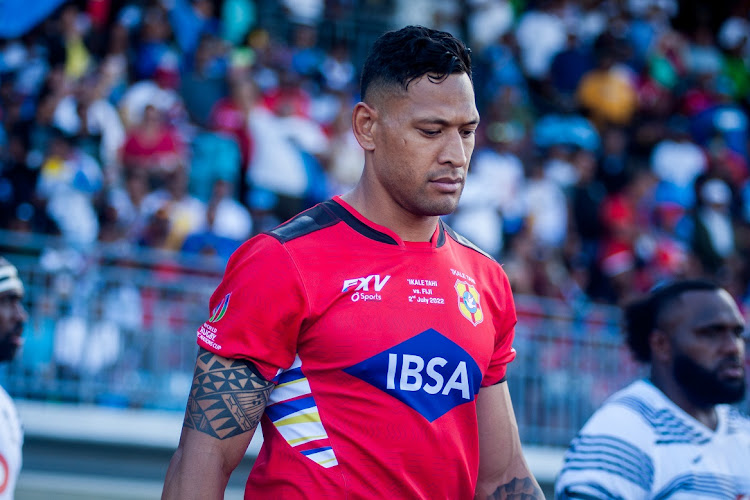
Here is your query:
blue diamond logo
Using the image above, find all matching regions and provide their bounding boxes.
[343,329,482,422]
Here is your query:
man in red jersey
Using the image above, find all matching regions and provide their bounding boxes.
[163,25,543,500]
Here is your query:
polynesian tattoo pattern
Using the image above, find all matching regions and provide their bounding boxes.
[183,348,274,439]
[487,477,546,500]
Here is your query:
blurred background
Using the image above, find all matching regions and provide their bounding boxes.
[1,0,750,497]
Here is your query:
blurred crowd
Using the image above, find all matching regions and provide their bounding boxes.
[2,0,750,307]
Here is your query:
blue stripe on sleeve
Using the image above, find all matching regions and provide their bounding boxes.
[265,395,317,422]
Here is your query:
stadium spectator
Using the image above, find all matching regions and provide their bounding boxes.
[118,56,186,131]
[36,128,103,249]
[181,178,252,261]
[140,166,206,251]
[576,40,638,128]
[180,34,228,127]
[717,16,750,102]
[208,76,257,202]
[121,104,184,179]
[650,117,707,210]
[98,167,150,244]
[549,30,595,111]
[524,160,568,250]
[688,177,738,276]
[324,98,364,195]
[52,72,125,176]
[247,71,329,223]
[555,280,750,499]
[133,5,174,81]
[515,0,567,82]
[450,123,526,257]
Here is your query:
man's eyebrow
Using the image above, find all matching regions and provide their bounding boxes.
[415,117,480,126]
[694,319,745,330]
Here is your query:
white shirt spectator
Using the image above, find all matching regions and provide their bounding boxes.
[524,173,568,248]
[212,197,253,241]
[545,157,579,190]
[468,0,514,51]
[119,79,184,128]
[451,148,526,256]
[717,16,750,52]
[651,139,707,190]
[248,107,321,198]
[37,150,103,248]
[53,96,125,169]
[515,8,567,79]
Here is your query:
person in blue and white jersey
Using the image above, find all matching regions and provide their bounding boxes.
[0,258,26,500]
[555,279,750,499]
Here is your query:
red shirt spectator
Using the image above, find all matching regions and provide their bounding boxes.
[122,105,184,172]
[208,78,257,170]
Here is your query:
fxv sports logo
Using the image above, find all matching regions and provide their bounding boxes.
[341,274,390,302]
[344,329,481,421]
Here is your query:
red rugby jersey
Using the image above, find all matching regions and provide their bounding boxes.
[197,196,517,499]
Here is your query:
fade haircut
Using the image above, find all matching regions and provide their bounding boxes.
[360,25,472,103]
[623,280,720,363]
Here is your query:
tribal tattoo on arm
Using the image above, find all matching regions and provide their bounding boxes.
[486,477,546,500]
[183,348,274,439]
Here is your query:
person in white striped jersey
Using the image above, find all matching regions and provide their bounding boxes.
[0,258,26,500]
[555,279,750,499]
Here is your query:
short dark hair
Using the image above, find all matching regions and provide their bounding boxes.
[623,280,720,363]
[360,25,472,102]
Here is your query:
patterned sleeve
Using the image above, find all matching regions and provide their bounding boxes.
[481,267,517,386]
[196,234,308,382]
[554,402,654,500]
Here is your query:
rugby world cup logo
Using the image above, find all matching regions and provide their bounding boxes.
[209,293,231,323]
[454,280,483,326]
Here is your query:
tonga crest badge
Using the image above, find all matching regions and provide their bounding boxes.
[454,280,483,326]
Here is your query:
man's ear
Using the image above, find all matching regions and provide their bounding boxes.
[352,102,377,152]
[649,329,671,363]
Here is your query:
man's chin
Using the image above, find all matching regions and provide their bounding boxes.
[0,341,20,363]
[674,354,747,405]
[714,378,747,404]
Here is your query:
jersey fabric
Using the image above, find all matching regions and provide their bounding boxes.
[197,196,518,499]
[0,386,21,499]
[555,379,750,499]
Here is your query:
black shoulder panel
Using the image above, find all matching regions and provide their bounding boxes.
[441,220,497,262]
[266,201,342,243]
[266,199,400,245]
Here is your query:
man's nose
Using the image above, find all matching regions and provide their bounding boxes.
[14,301,27,324]
[439,131,468,168]
[719,329,744,356]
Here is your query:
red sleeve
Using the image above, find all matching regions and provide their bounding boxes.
[481,268,517,387]
[196,234,308,381]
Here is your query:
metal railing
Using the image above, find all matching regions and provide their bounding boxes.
[0,230,746,448]
[510,296,643,445]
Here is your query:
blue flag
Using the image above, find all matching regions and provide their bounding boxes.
[0,0,66,39]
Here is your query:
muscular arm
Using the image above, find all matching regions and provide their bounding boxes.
[474,381,545,500]
[162,348,274,500]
